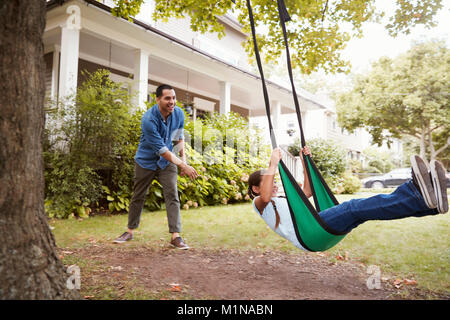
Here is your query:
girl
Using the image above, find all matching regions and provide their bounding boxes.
[248,147,448,251]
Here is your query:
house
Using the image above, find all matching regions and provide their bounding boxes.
[250,93,367,158]
[45,0,391,181]
[44,0,326,124]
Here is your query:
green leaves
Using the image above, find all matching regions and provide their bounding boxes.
[108,0,444,74]
[153,0,233,38]
[111,0,145,21]
[288,137,350,192]
[146,0,442,74]
[336,40,450,159]
[385,0,444,36]
[44,69,139,218]
[103,185,130,213]
[178,112,269,209]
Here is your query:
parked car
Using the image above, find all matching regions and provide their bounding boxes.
[361,168,412,189]
[362,167,450,189]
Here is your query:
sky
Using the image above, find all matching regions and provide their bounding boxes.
[294,0,450,102]
[265,0,450,97]
[341,0,450,74]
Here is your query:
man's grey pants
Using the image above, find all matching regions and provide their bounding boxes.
[128,161,181,233]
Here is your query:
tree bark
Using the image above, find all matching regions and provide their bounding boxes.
[419,129,427,160]
[0,1,79,299]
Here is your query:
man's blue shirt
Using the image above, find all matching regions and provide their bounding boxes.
[134,104,185,170]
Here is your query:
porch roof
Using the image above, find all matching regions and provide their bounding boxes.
[45,0,326,115]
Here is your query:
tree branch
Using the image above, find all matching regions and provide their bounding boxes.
[435,137,450,157]
[321,0,329,23]
[427,124,443,135]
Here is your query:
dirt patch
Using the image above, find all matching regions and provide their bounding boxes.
[60,244,414,300]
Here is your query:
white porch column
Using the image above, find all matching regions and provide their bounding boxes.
[219,81,231,115]
[133,49,149,109]
[271,100,281,130]
[58,5,81,99]
[50,47,60,100]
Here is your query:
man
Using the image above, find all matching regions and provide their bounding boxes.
[114,84,198,249]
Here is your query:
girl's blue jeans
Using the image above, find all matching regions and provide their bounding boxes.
[319,180,439,234]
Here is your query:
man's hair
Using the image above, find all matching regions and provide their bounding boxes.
[156,84,174,98]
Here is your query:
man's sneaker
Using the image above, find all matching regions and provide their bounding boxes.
[113,232,133,244]
[410,155,437,209]
[170,237,189,250]
[430,160,448,213]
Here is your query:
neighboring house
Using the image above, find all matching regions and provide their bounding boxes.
[303,96,366,162]
[44,0,326,125]
[250,94,366,160]
[251,91,404,171]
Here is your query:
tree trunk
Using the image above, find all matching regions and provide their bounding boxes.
[0,1,79,299]
[419,128,427,160]
[428,128,436,160]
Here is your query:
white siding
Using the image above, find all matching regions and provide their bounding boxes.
[131,1,250,70]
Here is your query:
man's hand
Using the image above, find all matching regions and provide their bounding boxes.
[179,163,199,180]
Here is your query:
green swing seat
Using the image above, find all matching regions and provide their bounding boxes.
[245,0,348,251]
[279,160,347,252]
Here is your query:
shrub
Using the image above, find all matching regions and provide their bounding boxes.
[44,76,270,217]
[347,159,363,173]
[288,137,362,194]
[341,171,361,194]
[307,138,346,180]
[330,172,361,195]
[362,147,394,173]
[44,152,102,218]
[289,137,346,179]
[180,112,270,209]
[44,69,138,218]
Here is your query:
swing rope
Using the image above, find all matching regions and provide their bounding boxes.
[245,0,347,251]
[275,0,339,212]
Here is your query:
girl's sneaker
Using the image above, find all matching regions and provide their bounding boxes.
[410,155,437,209]
[430,160,448,213]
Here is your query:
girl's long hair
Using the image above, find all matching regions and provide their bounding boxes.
[247,170,280,229]
[247,170,263,200]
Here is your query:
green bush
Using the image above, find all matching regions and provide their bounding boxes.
[44,72,270,218]
[181,112,270,209]
[307,138,346,180]
[288,137,346,181]
[44,69,139,218]
[287,137,362,193]
[365,166,382,174]
[330,172,362,195]
[44,152,102,218]
[342,171,361,194]
[362,147,394,173]
[347,159,363,173]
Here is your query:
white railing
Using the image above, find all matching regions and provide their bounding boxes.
[279,145,304,182]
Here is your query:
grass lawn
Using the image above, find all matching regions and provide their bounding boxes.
[333,193,449,295]
[51,191,449,297]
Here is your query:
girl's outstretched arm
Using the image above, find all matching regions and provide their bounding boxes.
[254,148,282,213]
[300,146,312,198]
